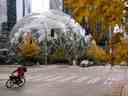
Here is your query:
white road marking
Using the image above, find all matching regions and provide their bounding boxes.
[46,76,64,81]
[28,66,58,72]
[87,77,101,84]
[27,74,43,80]
[28,74,58,82]
[73,76,89,83]
[36,74,58,81]
[58,76,77,82]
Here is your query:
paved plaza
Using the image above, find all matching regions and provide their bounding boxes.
[0,65,128,96]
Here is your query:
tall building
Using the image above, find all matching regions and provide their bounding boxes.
[50,0,63,11]
[0,0,7,31]
[0,0,32,31]
[7,0,17,31]
[17,0,32,21]
[0,0,64,32]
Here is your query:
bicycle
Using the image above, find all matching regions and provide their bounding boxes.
[5,74,26,88]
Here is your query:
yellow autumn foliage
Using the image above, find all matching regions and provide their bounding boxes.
[86,32,128,65]
[18,39,41,57]
[64,0,124,24]
[64,0,124,44]
[87,40,110,62]
[17,33,41,58]
[113,39,128,64]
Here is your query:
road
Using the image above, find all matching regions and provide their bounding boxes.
[0,65,128,96]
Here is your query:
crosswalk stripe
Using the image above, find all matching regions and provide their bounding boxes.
[87,77,101,84]
[73,76,89,83]
[58,76,77,82]
[46,76,64,81]
[34,75,55,82]
[28,66,58,72]
[42,74,61,81]
[27,73,125,85]
[28,74,58,82]
[27,74,43,80]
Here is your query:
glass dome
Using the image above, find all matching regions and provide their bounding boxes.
[10,10,85,43]
[10,10,87,64]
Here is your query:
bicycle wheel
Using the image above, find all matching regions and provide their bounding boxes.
[5,79,14,88]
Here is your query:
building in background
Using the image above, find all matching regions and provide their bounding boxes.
[0,0,7,31]
[8,0,32,31]
[0,0,32,32]
[0,0,64,32]
[50,0,63,11]
[17,0,32,21]
[7,0,17,31]
[31,0,63,13]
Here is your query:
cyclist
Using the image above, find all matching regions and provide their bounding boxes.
[12,65,27,84]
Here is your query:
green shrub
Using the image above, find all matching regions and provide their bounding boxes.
[48,48,67,63]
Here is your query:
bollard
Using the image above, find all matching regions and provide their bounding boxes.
[73,59,77,66]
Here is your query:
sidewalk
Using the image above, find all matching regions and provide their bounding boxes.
[0,64,59,68]
[0,65,19,67]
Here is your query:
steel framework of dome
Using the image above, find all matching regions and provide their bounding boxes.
[10,10,87,64]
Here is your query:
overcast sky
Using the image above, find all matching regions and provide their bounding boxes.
[32,0,49,13]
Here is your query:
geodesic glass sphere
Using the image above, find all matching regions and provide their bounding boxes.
[10,10,85,44]
[10,10,86,61]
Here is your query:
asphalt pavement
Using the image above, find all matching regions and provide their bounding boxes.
[0,65,128,96]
